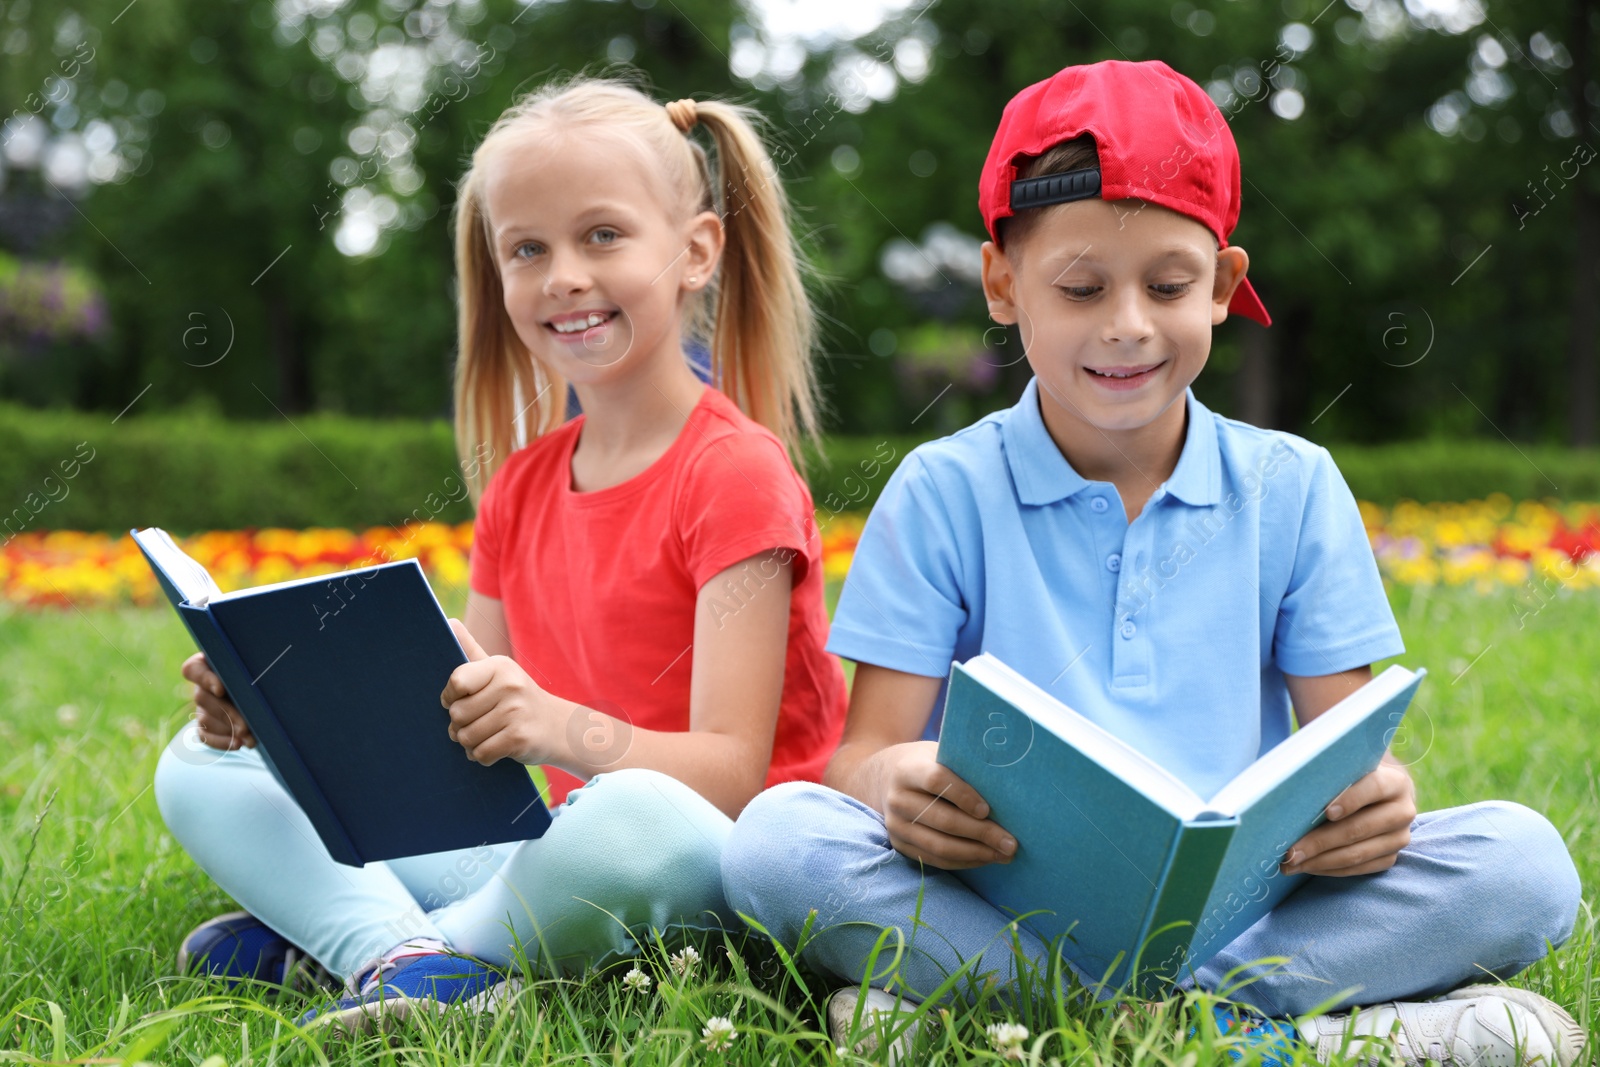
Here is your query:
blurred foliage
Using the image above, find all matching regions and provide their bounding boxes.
[0,0,1596,445]
[3,400,1597,533]
[0,251,108,343]
[0,400,466,532]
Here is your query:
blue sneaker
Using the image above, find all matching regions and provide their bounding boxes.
[1192,1003,1302,1066]
[297,951,518,1035]
[178,911,336,993]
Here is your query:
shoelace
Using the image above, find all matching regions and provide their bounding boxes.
[347,948,454,997]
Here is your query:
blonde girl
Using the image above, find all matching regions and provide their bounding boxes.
[155,71,849,1031]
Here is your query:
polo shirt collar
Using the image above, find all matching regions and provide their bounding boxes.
[1164,388,1222,507]
[1002,376,1221,508]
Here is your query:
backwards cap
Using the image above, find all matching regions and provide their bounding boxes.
[978,59,1271,327]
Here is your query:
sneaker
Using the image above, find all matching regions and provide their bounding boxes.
[1295,984,1588,1067]
[1189,1003,1301,1066]
[826,986,924,1066]
[177,911,337,994]
[297,951,518,1036]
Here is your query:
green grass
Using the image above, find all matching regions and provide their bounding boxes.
[1,580,1597,1064]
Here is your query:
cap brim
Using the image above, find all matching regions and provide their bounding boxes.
[1229,277,1271,327]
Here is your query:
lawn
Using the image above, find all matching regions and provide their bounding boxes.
[1,577,1596,1065]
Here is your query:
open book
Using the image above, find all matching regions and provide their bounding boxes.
[935,653,1424,993]
[133,527,551,867]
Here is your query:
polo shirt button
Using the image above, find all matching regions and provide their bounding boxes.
[1091,496,1109,512]
[1119,621,1136,639]
[1107,553,1121,572]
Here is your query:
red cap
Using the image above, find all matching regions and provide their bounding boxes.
[979,60,1271,327]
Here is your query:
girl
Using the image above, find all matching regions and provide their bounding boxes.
[155,71,850,1032]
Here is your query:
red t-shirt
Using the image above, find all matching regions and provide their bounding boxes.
[468,385,849,805]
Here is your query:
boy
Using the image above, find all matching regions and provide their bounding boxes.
[722,60,1583,1065]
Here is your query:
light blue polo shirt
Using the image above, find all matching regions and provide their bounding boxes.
[826,376,1406,800]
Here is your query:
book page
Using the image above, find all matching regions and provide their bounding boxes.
[132,528,223,606]
[206,562,394,603]
[1206,664,1418,816]
[964,655,1207,819]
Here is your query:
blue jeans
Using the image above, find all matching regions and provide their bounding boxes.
[155,721,734,982]
[722,782,1582,1017]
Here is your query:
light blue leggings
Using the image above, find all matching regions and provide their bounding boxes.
[723,782,1583,1017]
[154,721,735,982]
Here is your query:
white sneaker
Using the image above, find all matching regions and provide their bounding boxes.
[826,986,924,1066]
[1295,984,1587,1067]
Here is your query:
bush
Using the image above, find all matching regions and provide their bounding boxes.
[809,436,1600,514]
[2,402,1596,536]
[0,403,468,536]
[1324,439,1600,504]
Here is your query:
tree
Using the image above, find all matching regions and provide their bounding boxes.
[3,0,1596,445]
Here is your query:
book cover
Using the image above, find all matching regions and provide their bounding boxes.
[935,653,1423,993]
[134,528,552,866]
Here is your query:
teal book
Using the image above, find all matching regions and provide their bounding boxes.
[935,653,1425,994]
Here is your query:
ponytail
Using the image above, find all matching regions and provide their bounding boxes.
[682,98,827,476]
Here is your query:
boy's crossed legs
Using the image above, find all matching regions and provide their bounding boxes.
[724,781,1583,1058]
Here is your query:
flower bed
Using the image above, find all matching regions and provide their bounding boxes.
[1365,496,1600,591]
[1,499,1595,610]
[1,524,473,610]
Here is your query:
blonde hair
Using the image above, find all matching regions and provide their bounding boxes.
[451,70,827,503]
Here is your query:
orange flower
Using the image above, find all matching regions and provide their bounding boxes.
[5,502,1598,610]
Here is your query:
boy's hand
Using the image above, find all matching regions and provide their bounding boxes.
[876,741,1017,870]
[181,652,255,750]
[441,618,567,767]
[1282,756,1416,876]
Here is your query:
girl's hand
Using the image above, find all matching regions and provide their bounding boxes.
[876,740,1017,870]
[180,651,255,750]
[1281,756,1416,876]
[441,618,569,767]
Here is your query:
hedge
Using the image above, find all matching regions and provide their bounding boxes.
[815,437,1600,511]
[1,404,469,536]
[2,402,1597,536]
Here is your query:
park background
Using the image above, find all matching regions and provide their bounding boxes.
[3,0,1600,1063]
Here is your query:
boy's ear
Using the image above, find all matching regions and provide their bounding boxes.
[981,241,1020,324]
[1212,246,1250,326]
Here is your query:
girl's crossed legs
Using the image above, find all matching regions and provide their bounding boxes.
[155,721,734,983]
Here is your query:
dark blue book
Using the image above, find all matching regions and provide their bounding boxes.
[935,653,1425,994]
[132,527,552,867]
